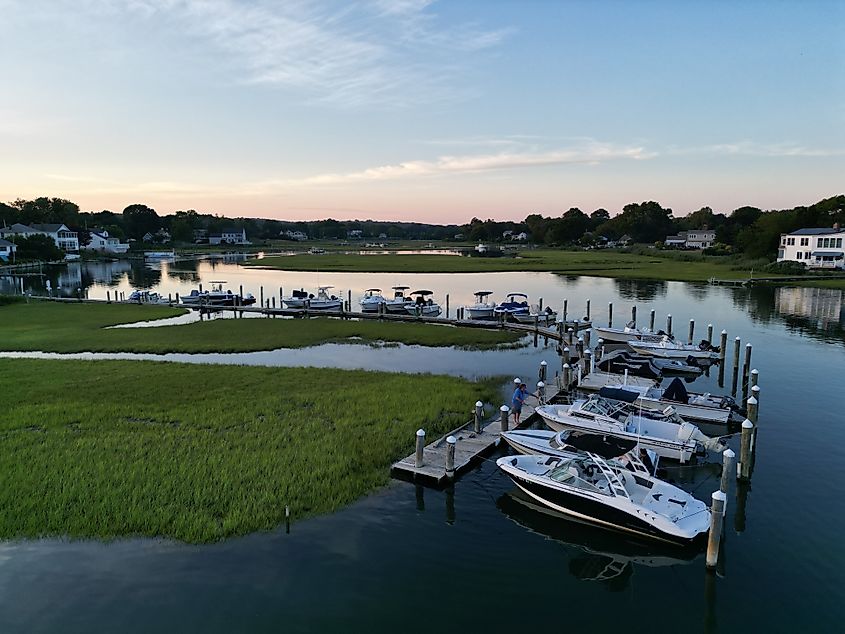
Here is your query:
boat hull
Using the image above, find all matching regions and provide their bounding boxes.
[467,306,495,320]
[628,342,717,359]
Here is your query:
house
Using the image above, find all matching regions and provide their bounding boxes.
[513,232,529,241]
[664,232,687,247]
[193,229,209,243]
[281,229,307,241]
[209,227,249,245]
[30,224,79,252]
[0,223,38,240]
[0,238,16,262]
[502,230,513,239]
[778,225,845,270]
[83,230,130,255]
[142,232,155,243]
[617,234,633,246]
[378,233,388,239]
[155,228,171,243]
[347,229,363,239]
[686,229,716,249]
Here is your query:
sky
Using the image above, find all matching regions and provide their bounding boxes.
[0,0,843,223]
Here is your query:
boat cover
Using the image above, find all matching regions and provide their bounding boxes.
[598,387,641,403]
[564,431,637,459]
[662,378,689,404]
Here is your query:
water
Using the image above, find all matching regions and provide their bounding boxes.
[1,260,844,632]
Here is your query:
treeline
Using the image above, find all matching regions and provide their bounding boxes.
[2,194,843,258]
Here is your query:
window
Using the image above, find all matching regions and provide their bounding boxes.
[797,252,803,259]
[818,238,824,247]
[787,237,795,245]
[800,238,809,246]
[838,238,843,248]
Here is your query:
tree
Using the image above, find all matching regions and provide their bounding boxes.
[169,210,199,243]
[546,208,590,244]
[597,201,674,243]
[11,197,80,226]
[122,204,160,239]
[10,234,63,261]
[589,209,610,231]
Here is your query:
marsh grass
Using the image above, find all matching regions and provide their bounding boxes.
[0,359,502,542]
[0,301,520,353]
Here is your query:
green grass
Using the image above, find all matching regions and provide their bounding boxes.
[0,358,501,542]
[0,300,521,352]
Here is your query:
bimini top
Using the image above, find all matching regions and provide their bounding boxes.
[598,386,641,403]
[474,290,494,296]
[410,290,433,295]
[392,285,410,290]
[318,285,334,291]
[505,292,528,298]
[364,288,382,292]
[560,430,637,459]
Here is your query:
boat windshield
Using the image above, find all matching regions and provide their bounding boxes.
[582,398,614,417]
[548,458,611,495]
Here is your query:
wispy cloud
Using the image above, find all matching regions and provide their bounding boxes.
[669,141,845,158]
[101,0,507,107]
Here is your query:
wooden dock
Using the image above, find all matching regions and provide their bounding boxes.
[390,381,564,486]
[576,371,658,392]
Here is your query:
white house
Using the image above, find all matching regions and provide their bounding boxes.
[686,229,716,249]
[209,227,249,245]
[282,229,307,241]
[84,230,130,255]
[778,226,845,269]
[0,238,16,262]
[664,231,687,247]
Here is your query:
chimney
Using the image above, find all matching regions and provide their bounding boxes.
[834,222,841,231]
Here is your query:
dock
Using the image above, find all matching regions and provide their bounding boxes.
[576,371,658,392]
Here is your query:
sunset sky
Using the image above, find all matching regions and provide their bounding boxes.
[1,0,843,223]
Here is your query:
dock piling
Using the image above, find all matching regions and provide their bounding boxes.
[260,286,264,308]
[562,363,571,392]
[688,319,695,345]
[474,401,483,433]
[500,405,510,432]
[705,491,727,568]
[539,360,547,382]
[563,346,570,367]
[586,299,591,321]
[537,381,546,403]
[106,291,111,303]
[720,448,735,495]
[445,436,456,479]
[584,349,593,376]
[751,384,760,409]
[445,293,450,318]
[707,323,713,344]
[746,396,758,424]
[738,419,754,480]
[666,314,673,336]
[742,343,753,400]
[567,328,574,345]
[415,429,426,468]
[584,328,591,350]
[539,297,543,311]
[608,302,613,328]
[562,298,568,325]
[731,337,741,396]
[649,309,655,332]
[631,305,637,328]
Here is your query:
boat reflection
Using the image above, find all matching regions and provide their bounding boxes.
[497,490,700,590]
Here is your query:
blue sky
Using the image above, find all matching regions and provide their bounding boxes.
[1,0,842,223]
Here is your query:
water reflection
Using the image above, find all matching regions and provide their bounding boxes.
[612,278,668,302]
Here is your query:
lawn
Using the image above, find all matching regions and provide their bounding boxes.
[0,358,501,542]
[0,300,521,353]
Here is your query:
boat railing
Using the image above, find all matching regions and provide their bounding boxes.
[588,453,629,498]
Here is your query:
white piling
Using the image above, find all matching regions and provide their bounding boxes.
[720,448,735,494]
[688,319,695,345]
[746,396,758,423]
[415,429,426,468]
[649,309,655,331]
[537,381,546,403]
[500,405,510,432]
[705,491,727,568]
[445,436,456,479]
[666,314,673,336]
[738,419,754,480]
[474,401,483,433]
[539,360,547,382]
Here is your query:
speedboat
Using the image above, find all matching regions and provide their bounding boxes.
[501,429,659,476]
[384,286,414,313]
[629,336,720,360]
[307,286,343,311]
[536,396,726,462]
[180,283,256,307]
[282,288,309,309]
[596,349,662,379]
[128,290,169,304]
[513,305,558,325]
[493,292,530,318]
[594,321,669,344]
[497,453,711,545]
[360,288,386,312]
[405,290,442,317]
[466,291,496,320]
[597,380,740,425]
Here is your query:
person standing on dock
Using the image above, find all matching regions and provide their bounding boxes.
[511,382,531,426]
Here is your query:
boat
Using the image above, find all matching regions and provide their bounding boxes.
[384,285,414,313]
[513,305,558,325]
[128,290,169,304]
[307,247,325,255]
[628,336,720,360]
[597,380,740,425]
[307,286,343,311]
[493,292,530,318]
[535,396,726,461]
[466,291,496,320]
[596,349,663,379]
[405,290,442,317]
[282,288,309,309]
[144,250,176,260]
[180,283,256,307]
[359,288,386,312]
[501,428,660,476]
[594,321,670,344]
[496,452,711,544]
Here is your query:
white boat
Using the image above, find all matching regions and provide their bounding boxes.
[466,291,496,320]
[513,305,558,325]
[360,288,386,312]
[180,283,256,307]
[128,290,169,304]
[594,321,668,344]
[405,290,442,317]
[629,336,720,360]
[497,453,711,544]
[144,250,176,260]
[597,380,738,425]
[501,428,660,476]
[283,286,343,311]
[536,396,726,462]
[307,247,325,255]
[384,285,414,313]
[493,292,530,318]
[282,288,309,309]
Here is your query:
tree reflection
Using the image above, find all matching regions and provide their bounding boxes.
[612,279,668,302]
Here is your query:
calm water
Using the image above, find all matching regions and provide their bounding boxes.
[1,258,844,632]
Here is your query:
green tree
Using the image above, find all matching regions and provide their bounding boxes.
[12,197,80,226]
[122,204,160,240]
[10,234,64,261]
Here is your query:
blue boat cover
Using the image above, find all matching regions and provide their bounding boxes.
[598,386,640,403]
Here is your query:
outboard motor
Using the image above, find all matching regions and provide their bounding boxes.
[677,421,726,453]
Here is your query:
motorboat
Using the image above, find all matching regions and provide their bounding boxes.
[128,290,169,304]
[497,452,711,544]
[405,290,442,317]
[144,250,176,260]
[594,321,670,344]
[360,288,386,312]
[536,396,726,462]
[597,380,740,425]
[466,291,496,320]
[180,283,256,307]
[596,349,662,379]
[283,286,343,311]
[384,285,414,313]
[513,305,558,325]
[282,288,309,309]
[501,428,659,476]
[628,336,720,360]
[307,247,325,254]
[493,292,530,318]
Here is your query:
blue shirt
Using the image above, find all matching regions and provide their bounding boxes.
[512,387,525,408]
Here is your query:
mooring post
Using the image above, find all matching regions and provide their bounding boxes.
[631,305,637,328]
[279,287,283,305]
[608,302,613,328]
[562,298,568,326]
[415,429,426,468]
[474,401,483,433]
[271,297,276,309]
[175,292,180,304]
[649,309,655,332]
[584,349,593,376]
[563,346,570,366]
[199,283,203,293]
[106,291,111,303]
[746,396,758,424]
[707,323,713,344]
[537,381,546,403]
[260,286,264,308]
[576,337,584,361]
[666,314,673,336]
[738,419,754,480]
[752,384,760,409]
[445,436,456,479]
[567,327,574,345]
[168,292,172,306]
[285,505,291,534]
[742,343,753,400]
[688,319,695,345]
[500,405,510,432]
[705,491,727,568]
[720,448,735,495]
[731,336,741,396]
[583,328,591,350]
[562,363,571,391]
[539,360,547,382]
[586,299,591,321]
[445,293,450,318]
[534,314,539,333]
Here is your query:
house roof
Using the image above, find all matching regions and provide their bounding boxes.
[5,223,37,233]
[0,238,15,246]
[32,223,70,233]
[789,227,844,236]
